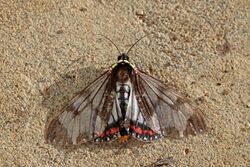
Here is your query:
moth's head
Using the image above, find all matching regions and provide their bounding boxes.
[117,53,129,62]
[111,53,134,71]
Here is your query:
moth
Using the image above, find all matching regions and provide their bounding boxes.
[45,36,206,145]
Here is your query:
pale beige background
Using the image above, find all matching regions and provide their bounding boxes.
[0,0,249,166]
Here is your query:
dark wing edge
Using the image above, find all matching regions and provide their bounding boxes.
[133,70,206,138]
[45,70,115,145]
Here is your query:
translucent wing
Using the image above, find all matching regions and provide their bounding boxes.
[133,70,206,138]
[45,71,116,145]
[125,87,162,141]
[94,94,123,142]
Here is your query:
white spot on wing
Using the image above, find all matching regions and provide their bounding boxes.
[95,115,103,134]
[131,93,140,122]
[67,117,74,142]
[62,112,73,128]
[173,110,187,132]
[112,102,118,121]
[72,115,80,144]
[150,112,161,133]
[179,130,184,137]
[79,105,91,134]
[108,100,119,124]
[137,111,144,124]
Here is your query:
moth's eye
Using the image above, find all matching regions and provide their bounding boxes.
[122,54,129,61]
[118,55,122,61]
[124,56,129,61]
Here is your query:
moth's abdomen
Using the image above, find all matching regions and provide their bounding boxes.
[116,83,130,118]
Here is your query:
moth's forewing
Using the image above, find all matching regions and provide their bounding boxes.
[45,71,114,145]
[133,70,206,138]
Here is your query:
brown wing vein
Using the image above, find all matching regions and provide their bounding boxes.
[135,71,206,137]
[46,71,113,144]
[134,75,153,118]
[139,72,179,105]
[77,76,110,114]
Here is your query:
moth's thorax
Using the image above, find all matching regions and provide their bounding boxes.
[117,67,130,83]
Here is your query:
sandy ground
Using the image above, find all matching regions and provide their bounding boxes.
[0,0,249,166]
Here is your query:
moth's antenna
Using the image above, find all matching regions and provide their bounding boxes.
[126,34,149,55]
[99,34,121,55]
